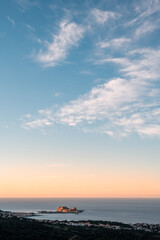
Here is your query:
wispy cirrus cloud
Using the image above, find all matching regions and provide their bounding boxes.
[22,46,160,138]
[21,79,160,137]
[99,37,131,49]
[35,20,84,67]
[125,0,160,37]
[23,118,53,129]
[7,16,15,27]
[15,0,39,12]
[55,77,142,125]
[91,8,117,24]
[21,1,160,138]
[135,0,160,18]
[137,124,160,137]
[22,109,54,129]
[135,20,160,37]
[26,24,35,31]
[127,0,160,26]
[122,48,160,80]
[97,48,160,81]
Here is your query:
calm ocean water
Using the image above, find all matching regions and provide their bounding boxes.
[0,198,160,224]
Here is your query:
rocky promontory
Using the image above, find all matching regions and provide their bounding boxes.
[38,206,84,214]
[56,206,83,213]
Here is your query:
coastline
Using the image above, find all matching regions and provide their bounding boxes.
[0,209,160,234]
[0,211,160,240]
[0,198,160,224]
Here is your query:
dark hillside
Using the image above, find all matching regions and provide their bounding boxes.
[0,215,159,240]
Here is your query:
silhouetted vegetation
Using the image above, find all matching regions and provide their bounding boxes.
[0,215,159,240]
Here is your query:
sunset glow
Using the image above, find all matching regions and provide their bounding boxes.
[0,0,160,198]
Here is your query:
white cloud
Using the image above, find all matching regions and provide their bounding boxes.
[99,38,131,49]
[125,0,160,37]
[126,0,160,27]
[91,8,116,24]
[122,48,160,80]
[25,114,31,119]
[15,0,39,11]
[23,118,53,129]
[26,24,35,31]
[80,70,93,75]
[22,46,160,138]
[96,57,130,67]
[56,78,141,126]
[35,20,84,67]
[138,125,160,137]
[54,92,62,97]
[20,2,160,138]
[135,21,159,37]
[7,16,15,27]
[97,48,160,81]
[135,0,160,18]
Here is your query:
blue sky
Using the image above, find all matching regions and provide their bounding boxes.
[0,0,160,197]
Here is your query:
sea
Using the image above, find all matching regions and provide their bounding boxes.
[0,198,160,224]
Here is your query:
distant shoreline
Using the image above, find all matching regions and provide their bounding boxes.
[0,209,160,231]
[38,211,84,214]
[0,210,160,236]
[0,198,159,224]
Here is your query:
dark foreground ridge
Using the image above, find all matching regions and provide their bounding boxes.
[0,211,160,240]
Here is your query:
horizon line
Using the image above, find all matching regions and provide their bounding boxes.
[0,197,160,199]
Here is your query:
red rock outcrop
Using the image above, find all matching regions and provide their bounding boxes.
[56,206,83,213]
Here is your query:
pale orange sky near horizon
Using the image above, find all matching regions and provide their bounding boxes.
[1,164,159,198]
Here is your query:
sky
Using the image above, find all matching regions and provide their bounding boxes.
[0,0,160,198]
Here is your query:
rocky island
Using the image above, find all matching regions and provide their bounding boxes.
[38,206,83,214]
[56,206,83,213]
